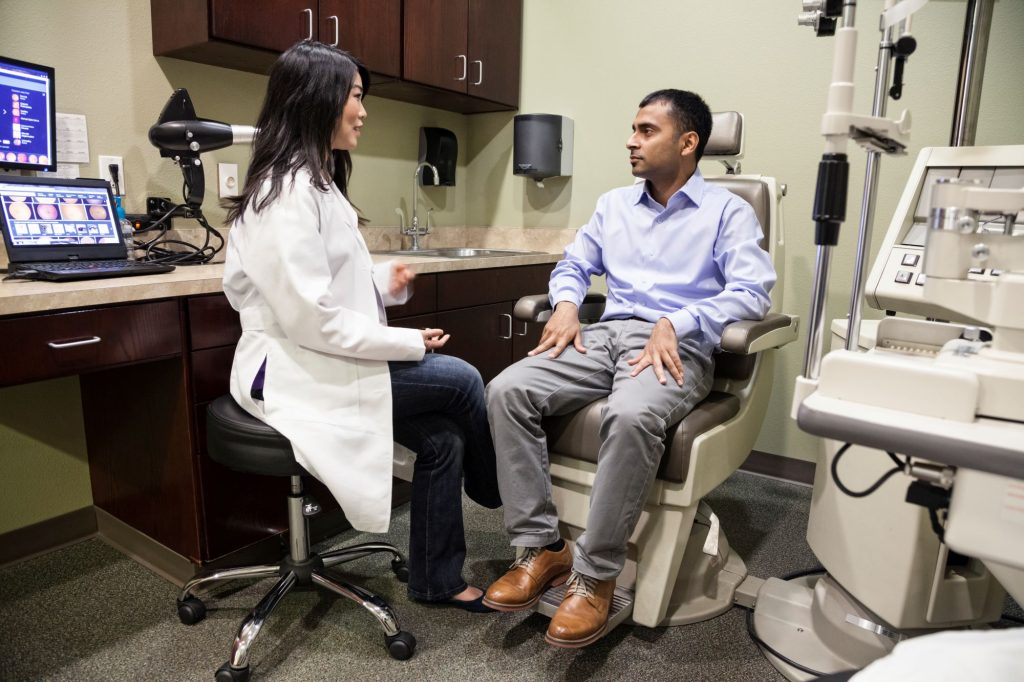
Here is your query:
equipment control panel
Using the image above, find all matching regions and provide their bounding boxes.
[865,145,1024,321]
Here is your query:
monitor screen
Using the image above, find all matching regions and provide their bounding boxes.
[0,176,125,264]
[0,55,56,173]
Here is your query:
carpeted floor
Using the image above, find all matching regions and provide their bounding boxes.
[0,471,1013,682]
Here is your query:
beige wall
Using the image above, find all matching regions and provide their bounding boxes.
[2,0,1023,532]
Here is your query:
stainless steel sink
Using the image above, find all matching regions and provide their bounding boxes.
[378,247,539,258]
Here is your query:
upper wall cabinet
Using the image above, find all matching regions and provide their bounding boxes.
[150,0,521,114]
[151,0,401,80]
[402,0,522,109]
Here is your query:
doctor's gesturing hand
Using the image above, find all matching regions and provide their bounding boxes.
[528,301,587,359]
[388,261,415,297]
[421,328,450,350]
[628,317,684,386]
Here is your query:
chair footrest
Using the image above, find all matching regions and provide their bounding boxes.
[533,583,635,631]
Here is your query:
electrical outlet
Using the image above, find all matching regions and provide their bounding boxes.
[218,162,239,198]
[98,155,125,195]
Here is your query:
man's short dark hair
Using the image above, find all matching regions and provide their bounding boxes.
[638,90,713,162]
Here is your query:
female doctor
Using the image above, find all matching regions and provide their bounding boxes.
[222,40,500,611]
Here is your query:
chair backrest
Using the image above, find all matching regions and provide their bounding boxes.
[700,112,787,382]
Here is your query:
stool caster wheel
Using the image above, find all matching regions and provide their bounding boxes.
[386,631,416,660]
[177,597,207,625]
[391,558,410,583]
[215,662,250,682]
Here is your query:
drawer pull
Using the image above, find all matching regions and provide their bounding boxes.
[498,313,512,340]
[48,336,101,349]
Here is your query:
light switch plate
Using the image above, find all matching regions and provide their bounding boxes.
[218,163,239,198]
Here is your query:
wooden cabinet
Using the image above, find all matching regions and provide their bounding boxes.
[151,0,401,78]
[430,263,549,382]
[402,0,522,108]
[150,0,520,113]
[0,261,550,571]
[0,301,181,387]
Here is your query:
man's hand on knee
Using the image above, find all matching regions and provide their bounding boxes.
[627,318,684,385]
[528,301,586,359]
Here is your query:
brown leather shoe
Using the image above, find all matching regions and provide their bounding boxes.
[482,544,573,612]
[545,571,615,648]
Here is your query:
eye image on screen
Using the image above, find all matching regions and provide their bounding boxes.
[35,203,58,220]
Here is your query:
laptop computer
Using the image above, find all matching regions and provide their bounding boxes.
[0,175,174,281]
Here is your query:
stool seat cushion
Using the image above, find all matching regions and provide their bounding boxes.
[207,395,307,477]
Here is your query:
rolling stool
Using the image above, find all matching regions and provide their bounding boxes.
[177,395,416,681]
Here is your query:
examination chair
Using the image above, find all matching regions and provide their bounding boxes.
[176,395,416,682]
[516,112,799,630]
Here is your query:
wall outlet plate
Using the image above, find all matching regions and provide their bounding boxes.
[98,155,125,194]
[218,163,239,198]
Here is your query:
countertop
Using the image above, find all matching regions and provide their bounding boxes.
[0,251,561,317]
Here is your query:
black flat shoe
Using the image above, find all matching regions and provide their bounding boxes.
[440,594,496,613]
[415,594,496,613]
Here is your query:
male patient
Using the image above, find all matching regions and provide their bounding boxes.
[482,90,776,647]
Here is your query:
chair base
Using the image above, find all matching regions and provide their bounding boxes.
[178,540,416,677]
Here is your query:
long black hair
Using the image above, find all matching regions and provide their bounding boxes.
[225,40,370,224]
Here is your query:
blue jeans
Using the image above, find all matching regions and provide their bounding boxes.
[389,353,500,601]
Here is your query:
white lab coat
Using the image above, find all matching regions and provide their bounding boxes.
[222,169,424,532]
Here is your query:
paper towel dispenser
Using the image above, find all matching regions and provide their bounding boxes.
[513,114,573,181]
[418,127,457,186]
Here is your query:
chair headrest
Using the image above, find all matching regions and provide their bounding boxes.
[704,111,743,160]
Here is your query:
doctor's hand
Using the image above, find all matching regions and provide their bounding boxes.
[389,262,416,297]
[628,318,684,386]
[421,327,450,351]
[528,301,586,359]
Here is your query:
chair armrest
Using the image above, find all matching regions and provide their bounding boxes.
[720,313,799,355]
[513,293,607,323]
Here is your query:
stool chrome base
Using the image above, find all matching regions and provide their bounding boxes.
[177,476,415,681]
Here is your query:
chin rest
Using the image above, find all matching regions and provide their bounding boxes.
[514,119,799,627]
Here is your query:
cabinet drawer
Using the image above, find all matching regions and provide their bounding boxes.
[436,263,553,310]
[188,294,242,350]
[0,301,182,387]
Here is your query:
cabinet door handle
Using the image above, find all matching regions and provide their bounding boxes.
[48,336,101,349]
[455,54,468,81]
[514,320,528,337]
[498,313,512,340]
[328,15,339,46]
[472,60,483,86]
[303,8,313,41]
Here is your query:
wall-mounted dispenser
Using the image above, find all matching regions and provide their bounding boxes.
[418,127,457,186]
[513,114,573,184]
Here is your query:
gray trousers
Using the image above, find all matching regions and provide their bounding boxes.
[485,319,713,580]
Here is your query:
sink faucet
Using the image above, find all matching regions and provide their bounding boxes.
[402,162,439,250]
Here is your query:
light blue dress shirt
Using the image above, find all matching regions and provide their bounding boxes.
[549,169,776,355]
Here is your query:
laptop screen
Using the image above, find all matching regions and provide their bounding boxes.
[0,175,127,263]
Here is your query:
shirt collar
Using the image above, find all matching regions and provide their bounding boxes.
[633,168,706,209]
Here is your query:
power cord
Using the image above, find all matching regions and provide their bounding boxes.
[832,442,908,498]
[130,185,224,266]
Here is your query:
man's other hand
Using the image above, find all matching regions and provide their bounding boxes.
[528,301,586,359]
[627,318,684,385]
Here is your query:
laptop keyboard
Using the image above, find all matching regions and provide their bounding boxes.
[26,260,159,272]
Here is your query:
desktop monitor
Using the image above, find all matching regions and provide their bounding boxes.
[0,55,57,173]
